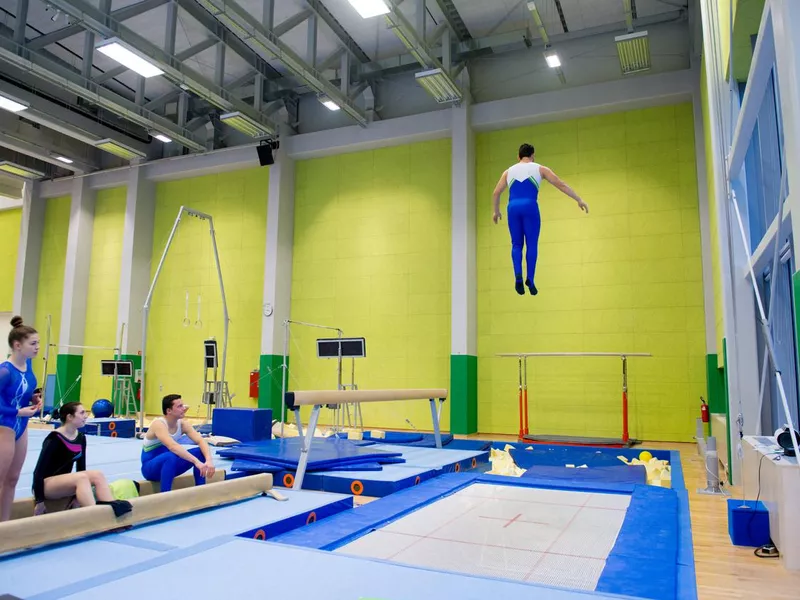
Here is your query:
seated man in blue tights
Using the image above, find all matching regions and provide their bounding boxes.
[492,143,589,295]
[141,394,216,493]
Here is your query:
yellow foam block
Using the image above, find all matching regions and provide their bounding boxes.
[347,430,364,441]
[617,455,671,486]
[487,445,525,477]
[371,430,386,439]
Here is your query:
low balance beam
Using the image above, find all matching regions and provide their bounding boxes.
[0,473,273,556]
[284,388,448,409]
[286,388,449,491]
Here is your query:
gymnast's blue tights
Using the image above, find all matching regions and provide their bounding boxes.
[141,446,205,492]
[507,198,541,293]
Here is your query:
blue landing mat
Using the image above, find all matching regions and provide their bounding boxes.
[231,459,385,474]
[521,464,647,485]
[368,444,489,473]
[217,437,404,470]
[508,445,668,469]
[335,431,456,447]
[49,537,641,600]
[1,490,353,599]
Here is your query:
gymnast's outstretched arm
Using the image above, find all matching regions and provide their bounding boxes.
[491,170,509,223]
[540,166,589,213]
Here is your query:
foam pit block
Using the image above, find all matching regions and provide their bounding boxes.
[212,408,272,442]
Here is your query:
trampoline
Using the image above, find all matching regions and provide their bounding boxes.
[273,472,695,600]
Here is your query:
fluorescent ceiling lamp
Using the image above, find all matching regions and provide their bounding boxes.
[544,52,561,68]
[153,133,172,143]
[96,37,164,78]
[0,161,44,179]
[615,30,651,75]
[347,0,389,19]
[220,111,271,138]
[320,97,340,111]
[55,156,73,164]
[415,68,463,104]
[94,138,146,160]
[0,93,28,113]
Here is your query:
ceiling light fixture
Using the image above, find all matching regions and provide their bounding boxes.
[347,0,390,19]
[0,161,45,179]
[615,30,651,75]
[96,37,164,78]
[415,68,462,104]
[220,111,271,138]
[54,156,74,164]
[94,139,147,160]
[544,52,561,68]
[0,93,28,113]
[320,97,340,111]
[153,133,172,143]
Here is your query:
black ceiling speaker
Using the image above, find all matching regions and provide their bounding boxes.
[256,139,281,167]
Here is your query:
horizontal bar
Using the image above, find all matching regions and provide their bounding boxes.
[285,388,448,409]
[496,352,652,357]
[50,344,120,351]
[285,319,343,333]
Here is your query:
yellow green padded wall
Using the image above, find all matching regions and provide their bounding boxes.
[79,187,126,406]
[34,196,71,380]
[291,140,451,430]
[0,208,21,311]
[144,169,268,417]
[476,104,706,442]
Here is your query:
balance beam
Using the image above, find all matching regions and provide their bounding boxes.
[285,388,448,409]
[285,388,449,491]
[0,473,273,556]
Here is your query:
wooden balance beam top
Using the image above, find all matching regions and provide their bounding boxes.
[284,388,449,410]
[0,473,273,556]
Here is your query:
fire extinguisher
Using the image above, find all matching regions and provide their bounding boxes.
[700,396,709,424]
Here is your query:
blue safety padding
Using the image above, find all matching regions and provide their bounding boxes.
[508,445,664,469]
[236,497,353,542]
[595,485,679,599]
[333,432,457,448]
[272,472,644,551]
[675,490,694,566]
[669,450,686,490]
[443,439,493,451]
[230,459,282,473]
[216,437,404,470]
[299,465,439,497]
[520,464,647,485]
[497,441,671,462]
[194,423,213,434]
[271,472,481,550]
[367,444,488,471]
[677,564,699,600]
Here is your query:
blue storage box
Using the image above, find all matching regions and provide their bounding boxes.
[727,499,770,547]
[213,407,272,442]
[81,417,137,438]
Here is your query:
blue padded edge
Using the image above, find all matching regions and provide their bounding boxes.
[271,472,643,552]
[270,472,482,550]
[669,450,686,490]
[236,497,354,542]
[289,467,440,498]
[595,485,679,600]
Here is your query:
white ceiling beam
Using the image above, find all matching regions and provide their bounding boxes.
[196,0,368,126]
[26,0,170,50]
[42,0,279,137]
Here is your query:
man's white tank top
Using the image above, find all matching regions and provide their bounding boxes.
[142,417,183,451]
[507,162,542,202]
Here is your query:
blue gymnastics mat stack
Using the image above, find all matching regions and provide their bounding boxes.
[217,436,490,497]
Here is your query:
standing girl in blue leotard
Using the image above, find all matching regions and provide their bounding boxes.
[0,315,42,521]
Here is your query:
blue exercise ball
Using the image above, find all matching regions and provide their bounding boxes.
[92,398,113,418]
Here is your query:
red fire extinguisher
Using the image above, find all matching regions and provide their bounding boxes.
[700,396,709,423]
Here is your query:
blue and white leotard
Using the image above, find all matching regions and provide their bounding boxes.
[0,359,37,440]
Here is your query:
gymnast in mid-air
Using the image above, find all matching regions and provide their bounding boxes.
[492,143,589,295]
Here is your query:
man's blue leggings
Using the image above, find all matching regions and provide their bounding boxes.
[141,446,205,493]
[507,198,542,283]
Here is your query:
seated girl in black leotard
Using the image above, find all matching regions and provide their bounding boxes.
[32,402,132,517]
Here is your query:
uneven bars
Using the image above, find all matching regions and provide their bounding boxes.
[288,388,448,490]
